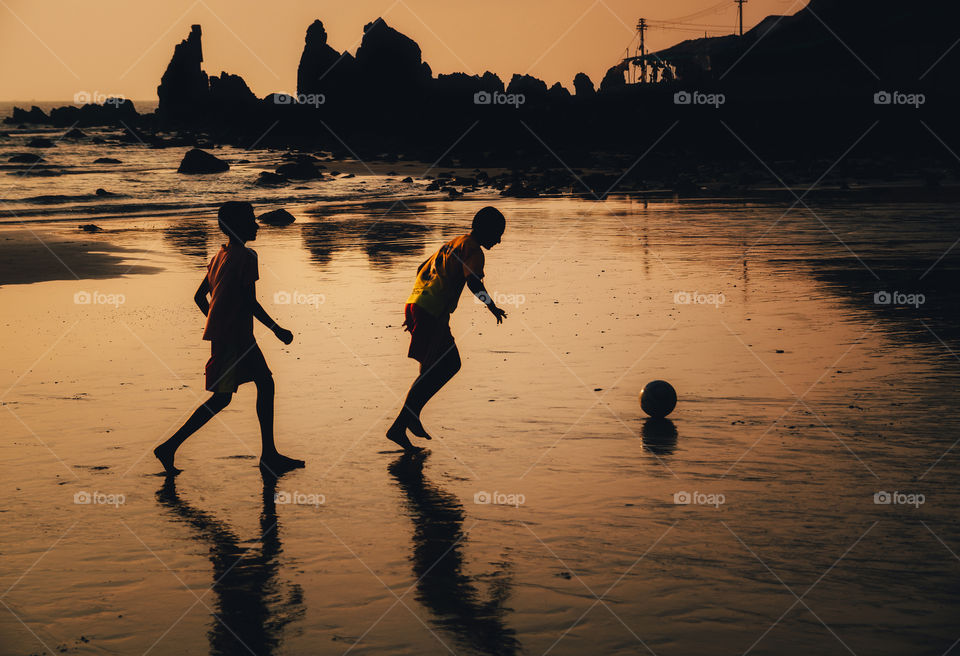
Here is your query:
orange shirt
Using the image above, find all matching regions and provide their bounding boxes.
[406,234,484,317]
[202,243,259,343]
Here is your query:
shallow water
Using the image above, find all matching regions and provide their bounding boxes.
[1,197,959,655]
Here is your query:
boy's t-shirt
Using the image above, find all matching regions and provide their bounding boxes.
[406,234,484,318]
[202,242,259,343]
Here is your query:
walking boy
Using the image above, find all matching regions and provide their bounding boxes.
[154,201,304,475]
[387,206,508,451]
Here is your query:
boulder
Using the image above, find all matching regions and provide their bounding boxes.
[275,160,322,179]
[8,153,44,163]
[254,171,288,186]
[177,148,229,173]
[95,188,116,196]
[257,208,296,226]
[94,157,122,164]
[26,137,55,148]
[64,128,87,139]
[78,224,103,232]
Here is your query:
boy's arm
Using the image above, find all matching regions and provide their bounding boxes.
[249,284,294,344]
[467,274,507,324]
[194,277,211,315]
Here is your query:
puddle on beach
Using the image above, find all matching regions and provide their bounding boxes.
[1,197,959,655]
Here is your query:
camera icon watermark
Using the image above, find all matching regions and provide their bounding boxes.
[673,490,725,507]
[74,490,125,507]
[74,91,126,106]
[473,90,525,108]
[74,290,126,307]
[873,490,924,508]
[873,91,925,108]
[274,490,325,507]
[474,490,525,507]
[873,290,925,308]
[273,92,326,108]
[674,90,725,108]
[674,290,725,307]
[474,290,526,308]
[273,290,325,309]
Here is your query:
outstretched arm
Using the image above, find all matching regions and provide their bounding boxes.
[248,284,294,344]
[467,275,507,324]
[194,277,211,316]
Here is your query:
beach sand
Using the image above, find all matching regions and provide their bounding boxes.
[1,197,959,655]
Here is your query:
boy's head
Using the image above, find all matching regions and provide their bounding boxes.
[218,201,257,242]
[471,206,505,249]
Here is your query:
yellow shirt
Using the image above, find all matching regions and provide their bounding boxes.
[406,234,485,317]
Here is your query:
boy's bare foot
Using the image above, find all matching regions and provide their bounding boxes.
[153,444,182,475]
[406,415,433,440]
[386,424,423,453]
[259,453,305,474]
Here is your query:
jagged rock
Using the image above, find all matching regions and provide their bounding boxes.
[48,100,138,127]
[599,63,627,92]
[257,208,296,225]
[506,74,549,102]
[355,18,432,93]
[401,176,413,183]
[157,25,209,122]
[8,153,44,163]
[297,19,357,100]
[177,148,229,173]
[573,72,596,97]
[209,71,259,116]
[94,157,122,164]
[3,106,48,124]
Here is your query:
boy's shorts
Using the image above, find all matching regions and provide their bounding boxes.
[403,303,455,366]
[205,339,272,393]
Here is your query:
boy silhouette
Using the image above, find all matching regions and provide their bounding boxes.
[154,201,304,475]
[387,206,508,451]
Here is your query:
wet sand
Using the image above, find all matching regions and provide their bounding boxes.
[1,197,959,655]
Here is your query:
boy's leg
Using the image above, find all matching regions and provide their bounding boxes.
[388,345,461,446]
[255,374,305,473]
[154,392,232,474]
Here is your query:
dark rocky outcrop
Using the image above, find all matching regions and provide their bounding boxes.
[177,148,229,173]
[573,73,595,98]
[8,153,45,163]
[157,24,209,123]
[94,157,122,164]
[297,19,356,100]
[257,208,296,225]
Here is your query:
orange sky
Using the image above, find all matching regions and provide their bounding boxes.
[0,0,806,101]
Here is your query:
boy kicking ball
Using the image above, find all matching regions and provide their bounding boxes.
[154,201,304,475]
[387,206,508,452]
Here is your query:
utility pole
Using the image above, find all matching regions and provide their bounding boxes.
[735,0,747,36]
[637,18,647,83]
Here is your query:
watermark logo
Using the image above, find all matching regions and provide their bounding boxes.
[74,290,125,307]
[273,290,325,308]
[274,490,325,507]
[473,90,525,108]
[74,91,126,106]
[74,490,125,507]
[674,490,725,507]
[674,291,725,307]
[874,490,924,508]
[873,91,925,108]
[674,90,725,108]
[475,291,526,308]
[873,291,925,308]
[273,92,326,108]
[474,490,525,507]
